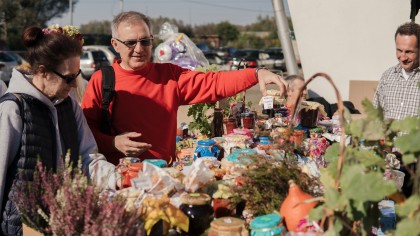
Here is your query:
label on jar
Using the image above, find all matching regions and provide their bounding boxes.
[262,96,274,109]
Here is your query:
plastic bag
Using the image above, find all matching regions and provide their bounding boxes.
[154,22,209,70]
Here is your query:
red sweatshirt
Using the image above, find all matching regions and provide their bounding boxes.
[82,62,258,164]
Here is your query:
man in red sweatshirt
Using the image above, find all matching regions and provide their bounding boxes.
[81,11,288,165]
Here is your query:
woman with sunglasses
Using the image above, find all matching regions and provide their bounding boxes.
[0,25,119,235]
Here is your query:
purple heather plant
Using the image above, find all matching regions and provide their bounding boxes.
[12,156,144,235]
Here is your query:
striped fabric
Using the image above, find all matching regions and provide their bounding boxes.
[373,64,420,120]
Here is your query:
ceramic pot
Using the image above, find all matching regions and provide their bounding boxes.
[279,180,318,232]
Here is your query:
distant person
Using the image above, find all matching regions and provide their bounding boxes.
[0,25,119,235]
[286,75,307,106]
[373,22,420,120]
[0,80,6,96]
[81,11,288,165]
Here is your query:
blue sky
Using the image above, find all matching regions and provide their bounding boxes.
[50,0,289,27]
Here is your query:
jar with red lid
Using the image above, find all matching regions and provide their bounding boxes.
[223,117,237,134]
[241,112,255,129]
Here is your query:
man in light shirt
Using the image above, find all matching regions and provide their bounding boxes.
[373,22,420,120]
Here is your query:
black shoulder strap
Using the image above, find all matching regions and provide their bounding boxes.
[100,66,116,134]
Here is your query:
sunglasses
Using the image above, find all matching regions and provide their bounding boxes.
[114,36,154,49]
[51,69,81,84]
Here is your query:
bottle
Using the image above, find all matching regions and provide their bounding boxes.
[213,108,224,137]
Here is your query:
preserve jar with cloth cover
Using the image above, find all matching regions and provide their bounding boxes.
[208,217,249,236]
[180,193,214,235]
[250,213,285,236]
[194,139,220,160]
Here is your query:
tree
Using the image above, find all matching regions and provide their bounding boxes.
[80,21,111,35]
[0,0,77,50]
[216,21,239,46]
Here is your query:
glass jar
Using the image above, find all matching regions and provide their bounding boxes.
[224,117,238,134]
[208,217,248,236]
[194,139,220,160]
[250,213,284,236]
[241,112,255,129]
[179,193,214,235]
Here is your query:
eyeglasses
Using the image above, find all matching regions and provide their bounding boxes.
[114,36,154,49]
[51,69,81,84]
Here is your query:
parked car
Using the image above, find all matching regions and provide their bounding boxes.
[203,51,230,71]
[6,51,28,65]
[227,48,286,73]
[0,51,19,84]
[227,49,261,70]
[83,45,120,65]
[80,49,111,80]
[264,47,286,72]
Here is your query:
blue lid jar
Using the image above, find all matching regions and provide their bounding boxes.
[250,213,284,236]
[194,139,220,160]
[142,159,167,168]
[259,136,272,145]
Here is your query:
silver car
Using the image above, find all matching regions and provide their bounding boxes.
[80,49,110,80]
[0,51,19,84]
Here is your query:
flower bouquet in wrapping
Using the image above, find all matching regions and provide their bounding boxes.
[12,154,144,235]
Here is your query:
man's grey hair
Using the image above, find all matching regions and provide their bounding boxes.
[111,11,152,38]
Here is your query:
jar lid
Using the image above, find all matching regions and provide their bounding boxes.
[250,213,281,229]
[211,217,245,232]
[240,112,255,117]
[142,159,167,168]
[259,136,270,141]
[197,139,215,146]
[181,193,211,205]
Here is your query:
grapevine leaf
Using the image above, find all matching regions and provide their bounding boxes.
[395,195,420,217]
[395,216,420,236]
[394,132,420,153]
[402,153,416,165]
[308,205,324,221]
[340,165,396,202]
[390,117,420,133]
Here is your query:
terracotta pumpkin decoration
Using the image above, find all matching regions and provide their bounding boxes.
[280,180,318,232]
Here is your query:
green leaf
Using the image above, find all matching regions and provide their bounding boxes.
[320,168,335,188]
[395,216,420,236]
[395,195,420,217]
[340,165,396,202]
[402,154,416,165]
[324,187,340,209]
[390,117,420,133]
[349,119,383,140]
[394,132,420,153]
[308,205,324,221]
[352,149,384,168]
[362,99,383,120]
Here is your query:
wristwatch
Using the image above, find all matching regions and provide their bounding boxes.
[255,67,268,79]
